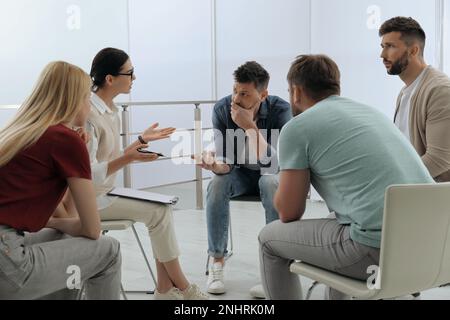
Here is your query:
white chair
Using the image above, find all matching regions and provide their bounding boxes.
[290,183,450,300]
[77,220,157,300]
[101,220,157,298]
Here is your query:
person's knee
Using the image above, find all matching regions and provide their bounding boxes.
[258,222,278,247]
[207,175,232,199]
[145,204,172,230]
[99,236,121,262]
[259,175,279,196]
[156,204,172,225]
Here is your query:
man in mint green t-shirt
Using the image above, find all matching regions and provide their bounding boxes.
[258,55,434,300]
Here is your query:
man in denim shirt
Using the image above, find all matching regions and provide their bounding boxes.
[197,61,291,295]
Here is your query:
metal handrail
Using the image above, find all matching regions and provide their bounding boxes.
[118,100,217,210]
[0,105,20,110]
[116,100,217,107]
[0,100,217,109]
[122,127,214,137]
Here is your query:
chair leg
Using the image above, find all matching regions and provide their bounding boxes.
[205,254,211,276]
[305,281,320,300]
[121,283,128,300]
[128,224,157,294]
[77,284,85,300]
[228,215,233,258]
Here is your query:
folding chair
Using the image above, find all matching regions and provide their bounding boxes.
[290,183,450,300]
[101,220,157,298]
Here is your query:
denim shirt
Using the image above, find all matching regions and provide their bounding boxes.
[212,95,292,174]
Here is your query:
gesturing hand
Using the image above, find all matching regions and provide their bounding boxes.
[142,123,176,142]
[191,151,231,175]
[191,151,217,172]
[125,143,160,163]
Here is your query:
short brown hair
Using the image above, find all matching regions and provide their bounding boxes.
[287,55,341,101]
[379,17,426,56]
[234,61,270,92]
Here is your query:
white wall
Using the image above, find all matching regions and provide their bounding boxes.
[0,109,17,129]
[127,0,312,189]
[311,0,437,120]
[128,0,213,102]
[0,0,129,127]
[0,0,129,105]
[216,0,311,102]
[127,0,214,188]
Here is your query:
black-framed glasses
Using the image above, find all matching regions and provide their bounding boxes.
[117,69,134,79]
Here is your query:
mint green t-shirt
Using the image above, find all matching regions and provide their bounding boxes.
[279,96,434,248]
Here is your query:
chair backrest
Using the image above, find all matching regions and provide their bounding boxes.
[376,183,450,298]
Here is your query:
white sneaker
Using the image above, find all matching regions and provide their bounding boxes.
[207,262,226,295]
[154,287,184,300]
[183,284,209,300]
[250,284,266,299]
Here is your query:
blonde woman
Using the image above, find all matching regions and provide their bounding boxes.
[0,61,121,300]
[86,48,207,300]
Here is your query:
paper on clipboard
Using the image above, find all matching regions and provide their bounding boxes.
[108,188,179,205]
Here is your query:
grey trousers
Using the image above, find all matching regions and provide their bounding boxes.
[0,226,122,300]
[259,219,380,300]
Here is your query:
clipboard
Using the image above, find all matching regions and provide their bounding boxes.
[108,188,179,205]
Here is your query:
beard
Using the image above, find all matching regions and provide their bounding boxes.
[290,97,302,117]
[386,51,410,75]
[290,104,302,117]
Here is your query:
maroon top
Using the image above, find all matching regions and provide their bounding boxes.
[0,124,91,232]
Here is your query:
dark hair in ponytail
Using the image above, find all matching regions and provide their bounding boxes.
[90,48,129,91]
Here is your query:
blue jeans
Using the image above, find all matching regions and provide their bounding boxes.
[206,167,279,259]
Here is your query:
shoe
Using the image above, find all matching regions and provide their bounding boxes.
[250,284,266,299]
[183,284,209,300]
[207,262,226,294]
[154,287,184,300]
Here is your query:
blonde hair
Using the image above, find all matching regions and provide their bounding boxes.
[0,61,91,168]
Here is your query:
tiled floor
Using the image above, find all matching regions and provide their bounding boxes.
[107,181,450,300]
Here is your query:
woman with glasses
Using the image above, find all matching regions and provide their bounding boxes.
[60,47,208,300]
[0,61,122,300]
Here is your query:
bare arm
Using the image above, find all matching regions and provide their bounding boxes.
[106,142,159,177]
[47,178,101,240]
[52,200,70,219]
[52,190,78,219]
[274,169,311,223]
[193,152,232,175]
[105,123,176,177]
[87,122,166,180]
[106,123,176,176]
[245,126,269,162]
